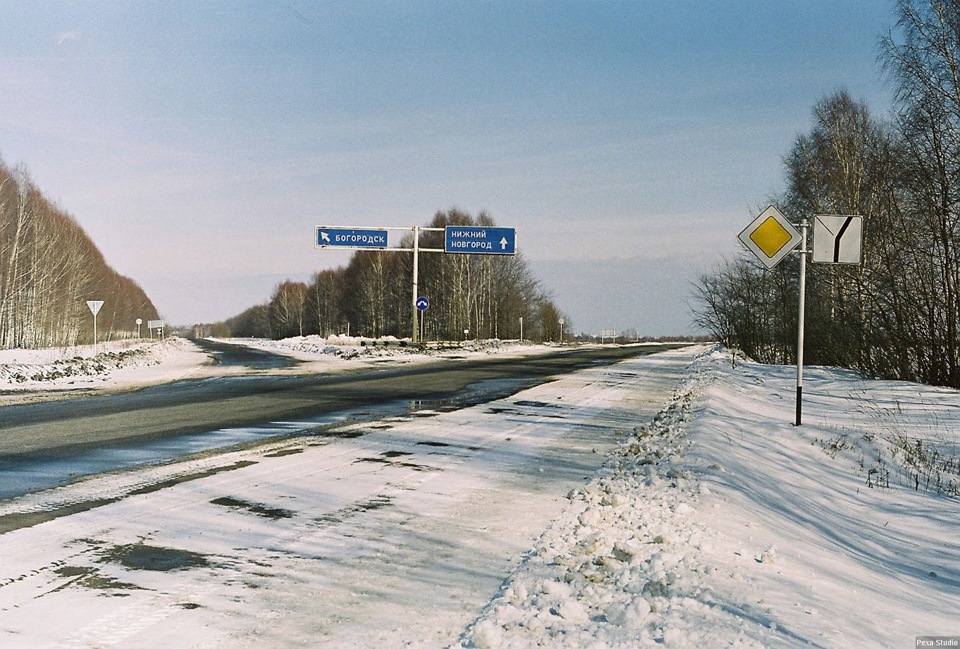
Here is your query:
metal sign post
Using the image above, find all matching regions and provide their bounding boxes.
[795,218,808,426]
[412,226,420,342]
[739,206,807,423]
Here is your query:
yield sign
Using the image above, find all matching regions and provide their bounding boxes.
[738,205,802,269]
[86,300,104,316]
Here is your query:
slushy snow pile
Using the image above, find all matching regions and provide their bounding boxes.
[456,346,960,648]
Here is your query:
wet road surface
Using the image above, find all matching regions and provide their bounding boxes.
[0,343,687,500]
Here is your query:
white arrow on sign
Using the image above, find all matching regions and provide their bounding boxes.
[320,231,331,243]
[499,237,508,250]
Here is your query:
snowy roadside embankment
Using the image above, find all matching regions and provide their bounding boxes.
[0,338,200,391]
[236,334,559,362]
[457,346,960,648]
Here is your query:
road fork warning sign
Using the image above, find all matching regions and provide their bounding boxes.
[812,215,863,264]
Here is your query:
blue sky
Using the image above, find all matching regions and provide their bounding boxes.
[0,1,896,335]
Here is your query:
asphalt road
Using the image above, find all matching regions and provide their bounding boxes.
[0,343,685,462]
[0,346,697,645]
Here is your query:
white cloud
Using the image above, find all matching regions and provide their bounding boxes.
[55,30,81,45]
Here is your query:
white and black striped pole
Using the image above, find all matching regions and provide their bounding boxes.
[795,218,809,426]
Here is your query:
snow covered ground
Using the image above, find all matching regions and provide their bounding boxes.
[0,341,958,647]
[459,347,960,648]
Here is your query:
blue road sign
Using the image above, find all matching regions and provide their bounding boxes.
[444,226,516,255]
[416,297,429,311]
[316,227,388,249]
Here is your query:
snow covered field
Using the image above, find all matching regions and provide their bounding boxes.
[0,341,958,647]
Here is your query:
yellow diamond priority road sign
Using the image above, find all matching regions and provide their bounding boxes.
[738,205,802,269]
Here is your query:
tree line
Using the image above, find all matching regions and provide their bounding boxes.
[221,209,570,343]
[693,0,960,389]
[0,159,160,348]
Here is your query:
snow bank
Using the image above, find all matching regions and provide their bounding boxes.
[456,349,745,648]
[0,338,198,389]
[239,334,550,362]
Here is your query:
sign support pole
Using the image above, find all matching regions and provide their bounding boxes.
[412,226,420,344]
[739,206,862,426]
[796,217,809,426]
